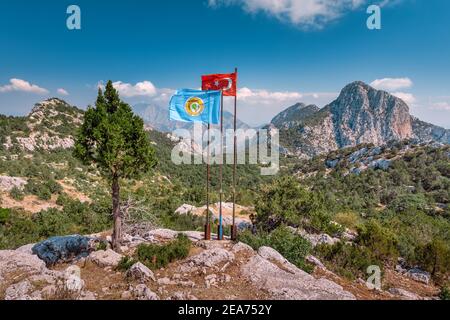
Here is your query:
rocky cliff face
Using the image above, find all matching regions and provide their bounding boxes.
[329,81,413,147]
[273,81,449,157]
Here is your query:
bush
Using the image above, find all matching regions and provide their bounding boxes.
[334,211,360,230]
[440,287,450,300]
[238,226,312,272]
[356,220,399,262]
[315,242,381,279]
[117,256,136,272]
[24,179,62,200]
[9,187,24,201]
[137,234,191,270]
[254,176,330,232]
[414,239,450,277]
[0,208,10,224]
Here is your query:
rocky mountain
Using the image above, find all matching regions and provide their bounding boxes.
[271,103,320,129]
[133,103,251,132]
[272,81,450,157]
[0,98,84,152]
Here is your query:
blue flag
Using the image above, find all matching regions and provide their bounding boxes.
[169,89,221,124]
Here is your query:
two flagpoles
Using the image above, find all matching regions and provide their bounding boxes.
[202,69,239,241]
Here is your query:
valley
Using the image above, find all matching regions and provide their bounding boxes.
[0,81,449,300]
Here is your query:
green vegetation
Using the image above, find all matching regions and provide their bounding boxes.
[0,198,111,249]
[440,286,450,300]
[136,234,191,270]
[253,176,332,233]
[314,242,381,280]
[117,256,136,272]
[238,226,312,272]
[74,81,157,249]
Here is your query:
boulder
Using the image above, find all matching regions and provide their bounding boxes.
[179,248,235,273]
[232,242,254,254]
[126,262,155,283]
[306,255,326,270]
[132,284,159,300]
[241,248,355,300]
[0,176,27,192]
[144,229,179,241]
[175,204,196,215]
[4,280,40,300]
[0,250,47,281]
[406,268,431,285]
[88,249,123,268]
[181,231,204,242]
[388,288,422,300]
[32,235,95,266]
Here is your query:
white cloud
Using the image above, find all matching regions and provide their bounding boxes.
[370,77,413,91]
[208,0,383,28]
[430,102,450,111]
[0,78,49,95]
[238,87,303,103]
[224,87,338,126]
[111,81,157,98]
[57,88,69,96]
[392,92,416,105]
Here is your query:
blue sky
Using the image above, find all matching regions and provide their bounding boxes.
[0,0,450,127]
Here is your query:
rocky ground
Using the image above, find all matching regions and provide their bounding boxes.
[0,226,440,301]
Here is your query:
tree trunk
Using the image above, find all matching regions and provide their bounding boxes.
[111,176,122,251]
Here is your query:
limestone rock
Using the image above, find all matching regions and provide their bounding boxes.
[180,248,235,273]
[406,268,431,285]
[0,176,27,192]
[242,248,355,300]
[388,288,422,300]
[132,284,159,300]
[88,249,123,268]
[232,242,254,254]
[126,262,155,283]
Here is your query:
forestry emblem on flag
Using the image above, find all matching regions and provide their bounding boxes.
[185,97,205,117]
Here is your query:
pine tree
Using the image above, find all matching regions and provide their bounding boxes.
[74,81,157,250]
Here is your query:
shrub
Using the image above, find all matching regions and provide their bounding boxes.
[0,208,10,224]
[254,176,330,232]
[315,242,381,280]
[440,287,450,300]
[137,234,191,270]
[334,211,360,230]
[238,226,312,272]
[9,187,24,201]
[414,239,450,277]
[117,256,136,272]
[356,220,399,262]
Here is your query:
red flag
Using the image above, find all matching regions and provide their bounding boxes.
[202,72,237,97]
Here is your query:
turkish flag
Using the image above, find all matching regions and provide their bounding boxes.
[202,72,237,97]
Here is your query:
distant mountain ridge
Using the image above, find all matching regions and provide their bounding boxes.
[271,81,450,157]
[133,103,251,132]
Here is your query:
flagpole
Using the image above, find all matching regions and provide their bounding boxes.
[205,122,211,241]
[231,67,238,241]
[218,90,224,240]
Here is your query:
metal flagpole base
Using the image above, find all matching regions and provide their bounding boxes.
[230,225,238,241]
[217,225,223,241]
[204,224,211,240]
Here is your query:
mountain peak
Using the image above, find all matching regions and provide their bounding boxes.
[271,102,319,129]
